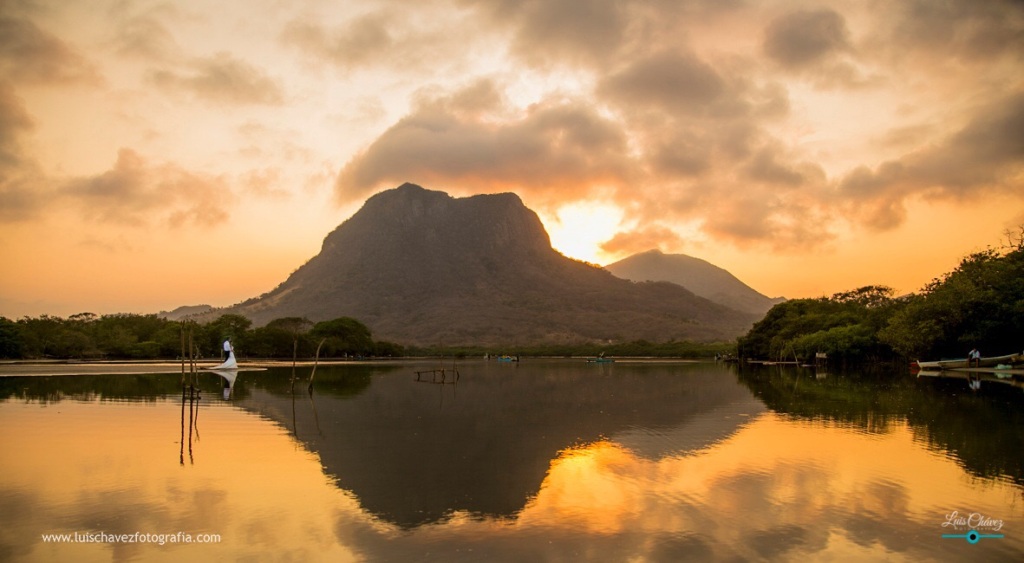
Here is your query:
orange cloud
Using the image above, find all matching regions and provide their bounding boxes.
[335,82,632,205]
[0,14,100,85]
[62,148,233,228]
[147,53,285,106]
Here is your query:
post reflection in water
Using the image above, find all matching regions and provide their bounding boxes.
[179,383,203,465]
[0,361,1021,561]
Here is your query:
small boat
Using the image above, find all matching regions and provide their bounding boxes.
[914,353,1022,370]
[587,353,614,364]
[496,355,519,363]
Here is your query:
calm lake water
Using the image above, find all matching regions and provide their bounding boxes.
[1,360,1022,562]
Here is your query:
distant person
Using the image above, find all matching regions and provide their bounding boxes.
[968,348,980,368]
[969,372,981,391]
[223,338,234,361]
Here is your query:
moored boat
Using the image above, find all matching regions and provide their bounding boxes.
[914,353,1022,370]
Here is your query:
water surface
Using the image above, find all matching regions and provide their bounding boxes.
[1,360,1022,561]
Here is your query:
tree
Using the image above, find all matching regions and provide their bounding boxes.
[201,314,253,358]
[0,317,22,358]
[880,246,1024,359]
[738,286,899,363]
[261,317,314,362]
[311,317,373,357]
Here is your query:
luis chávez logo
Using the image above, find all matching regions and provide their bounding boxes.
[940,511,1005,544]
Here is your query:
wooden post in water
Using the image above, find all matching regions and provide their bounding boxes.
[180,321,186,386]
[308,338,326,393]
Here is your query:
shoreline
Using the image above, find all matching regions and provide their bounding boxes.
[0,359,398,377]
[0,357,708,377]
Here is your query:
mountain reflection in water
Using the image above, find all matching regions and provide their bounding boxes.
[236,361,764,528]
[0,360,1021,562]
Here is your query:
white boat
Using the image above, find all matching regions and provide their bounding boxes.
[914,353,1021,370]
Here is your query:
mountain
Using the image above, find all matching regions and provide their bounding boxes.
[157,304,213,320]
[224,183,757,346]
[604,249,784,316]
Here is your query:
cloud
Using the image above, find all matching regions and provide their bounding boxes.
[461,0,749,72]
[334,80,632,204]
[463,0,628,69]
[763,9,850,69]
[761,8,875,88]
[240,168,290,199]
[838,92,1024,229]
[148,53,285,106]
[0,15,99,84]
[873,0,1024,63]
[0,82,45,223]
[108,4,181,61]
[280,7,481,75]
[600,226,686,256]
[742,144,826,188]
[281,12,393,70]
[598,50,727,117]
[0,83,32,166]
[62,148,233,228]
[0,171,44,223]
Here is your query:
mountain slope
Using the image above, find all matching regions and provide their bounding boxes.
[226,184,757,345]
[604,249,783,316]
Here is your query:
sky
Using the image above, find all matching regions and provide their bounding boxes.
[1,0,1022,318]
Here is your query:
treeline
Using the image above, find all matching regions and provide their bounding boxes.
[0,313,404,360]
[0,308,737,360]
[738,239,1024,363]
[408,340,736,359]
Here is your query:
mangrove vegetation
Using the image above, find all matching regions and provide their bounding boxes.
[739,236,1024,363]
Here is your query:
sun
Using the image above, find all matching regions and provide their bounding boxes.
[542,201,623,265]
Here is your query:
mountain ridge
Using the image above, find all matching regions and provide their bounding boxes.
[605,249,784,316]
[221,184,758,346]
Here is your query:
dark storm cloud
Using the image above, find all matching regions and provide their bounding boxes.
[763,9,850,69]
[335,80,631,203]
[63,148,232,227]
[0,15,99,84]
[147,53,284,106]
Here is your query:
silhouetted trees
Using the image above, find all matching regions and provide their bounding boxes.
[738,286,900,363]
[0,313,402,360]
[879,244,1024,359]
[739,240,1024,363]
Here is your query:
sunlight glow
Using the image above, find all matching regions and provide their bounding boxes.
[543,202,623,264]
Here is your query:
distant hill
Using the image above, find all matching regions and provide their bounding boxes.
[604,250,784,316]
[222,183,757,346]
[157,304,213,320]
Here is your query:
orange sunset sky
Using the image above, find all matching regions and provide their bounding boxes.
[1,0,1022,318]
